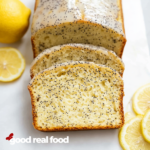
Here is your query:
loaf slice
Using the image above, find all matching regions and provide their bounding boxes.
[30,44,125,78]
[28,61,124,131]
[31,0,126,58]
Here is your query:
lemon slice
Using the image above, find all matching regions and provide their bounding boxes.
[119,116,150,150]
[0,47,25,82]
[141,109,150,143]
[125,112,135,123]
[132,84,150,115]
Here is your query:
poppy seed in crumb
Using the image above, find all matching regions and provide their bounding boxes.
[30,44,124,78]
[28,61,124,131]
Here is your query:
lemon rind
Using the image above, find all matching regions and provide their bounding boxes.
[119,116,143,150]
[132,84,150,115]
[0,48,25,82]
[141,109,150,143]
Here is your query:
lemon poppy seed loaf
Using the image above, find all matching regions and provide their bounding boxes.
[30,44,125,78]
[31,0,126,58]
[28,61,124,131]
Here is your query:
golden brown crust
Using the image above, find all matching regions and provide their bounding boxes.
[34,0,39,12]
[119,0,126,35]
[120,37,127,58]
[120,0,127,58]
[30,74,34,79]
[117,0,127,58]
[28,85,37,130]
[28,62,124,131]
[31,36,36,58]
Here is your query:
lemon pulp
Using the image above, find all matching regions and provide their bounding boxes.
[0,47,25,82]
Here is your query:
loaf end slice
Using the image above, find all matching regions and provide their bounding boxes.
[28,61,124,131]
[30,44,125,78]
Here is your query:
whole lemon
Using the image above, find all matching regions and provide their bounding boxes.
[0,0,31,43]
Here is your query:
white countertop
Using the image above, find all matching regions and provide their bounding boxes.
[1,0,150,150]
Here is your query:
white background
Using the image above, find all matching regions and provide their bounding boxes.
[0,0,150,150]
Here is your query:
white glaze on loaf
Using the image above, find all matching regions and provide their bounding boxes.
[32,0,123,35]
[31,0,126,58]
[30,44,125,78]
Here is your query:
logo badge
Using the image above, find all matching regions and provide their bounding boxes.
[6,133,14,141]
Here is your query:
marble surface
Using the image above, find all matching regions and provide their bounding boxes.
[0,0,150,150]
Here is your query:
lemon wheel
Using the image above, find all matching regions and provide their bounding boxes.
[124,112,135,123]
[132,84,150,115]
[0,47,25,82]
[119,116,150,150]
[141,109,150,143]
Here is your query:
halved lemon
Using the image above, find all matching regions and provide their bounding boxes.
[119,116,150,150]
[132,84,150,115]
[0,47,25,82]
[141,109,150,143]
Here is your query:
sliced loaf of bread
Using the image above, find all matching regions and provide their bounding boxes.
[32,0,126,57]
[30,44,125,78]
[28,61,124,131]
